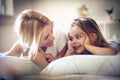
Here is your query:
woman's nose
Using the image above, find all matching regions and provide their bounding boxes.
[49,34,55,41]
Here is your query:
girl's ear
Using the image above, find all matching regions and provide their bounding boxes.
[89,33,97,45]
[93,33,97,40]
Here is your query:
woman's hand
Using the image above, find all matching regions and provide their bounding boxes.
[29,48,49,69]
[45,53,56,62]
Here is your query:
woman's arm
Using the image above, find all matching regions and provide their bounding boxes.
[30,48,49,69]
[6,41,23,56]
[45,53,56,62]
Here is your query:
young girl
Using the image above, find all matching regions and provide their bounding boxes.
[65,18,117,56]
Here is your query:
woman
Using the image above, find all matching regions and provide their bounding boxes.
[0,9,67,80]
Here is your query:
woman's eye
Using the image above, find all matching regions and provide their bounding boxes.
[43,35,49,40]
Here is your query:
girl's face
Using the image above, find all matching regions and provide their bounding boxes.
[69,26,87,54]
[39,23,55,47]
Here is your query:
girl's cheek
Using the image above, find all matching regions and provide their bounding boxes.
[91,39,94,45]
[82,38,87,46]
[78,39,85,46]
[83,40,86,47]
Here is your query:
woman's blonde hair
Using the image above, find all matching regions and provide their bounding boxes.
[14,9,51,55]
[14,10,51,56]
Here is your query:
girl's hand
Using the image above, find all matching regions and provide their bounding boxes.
[85,33,97,46]
[67,41,74,53]
[64,41,74,56]
[84,35,91,48]
[45,53,56,62]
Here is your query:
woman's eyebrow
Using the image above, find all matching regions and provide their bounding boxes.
[43,34,50,39]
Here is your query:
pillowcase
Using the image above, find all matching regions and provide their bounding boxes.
[41,54,120,77]
[0,56,42,80]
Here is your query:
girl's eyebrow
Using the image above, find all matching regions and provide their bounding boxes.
[74,32,84,36]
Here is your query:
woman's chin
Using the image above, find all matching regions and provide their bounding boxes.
[47,43,53,47]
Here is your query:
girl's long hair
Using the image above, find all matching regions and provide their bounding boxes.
[71,18,109,47]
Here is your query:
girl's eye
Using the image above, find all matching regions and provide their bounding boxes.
[69,38,73,41]
[76,35,81,39]
[68,35,73,41]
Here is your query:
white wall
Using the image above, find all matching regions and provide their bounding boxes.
[0,25,17,52]
[33,0,120,33]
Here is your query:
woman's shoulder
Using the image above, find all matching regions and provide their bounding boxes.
[53,30,68,41]
[53,30,66,36]
[17,40,29,51]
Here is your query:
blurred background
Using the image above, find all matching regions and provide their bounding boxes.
[0,0,120,52]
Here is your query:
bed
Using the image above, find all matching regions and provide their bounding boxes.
[0,52,120,80]
[15,74,120,80]
[0,41,120,80]
[16,54,120,80]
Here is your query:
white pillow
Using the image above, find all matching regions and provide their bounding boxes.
[41,54,120,77]
[0,56,42,80]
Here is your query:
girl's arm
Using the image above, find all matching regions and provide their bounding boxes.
[85,35,116,55]
[54,31,68,58]
[64,49,73,56]
[57,44,68,58]
[85,45,116,55]
[7,41,23,56]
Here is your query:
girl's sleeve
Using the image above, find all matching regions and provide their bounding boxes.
[108,40,120,53]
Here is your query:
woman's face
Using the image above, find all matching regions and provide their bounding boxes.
[69,26,87,54]
[39,23,55,47]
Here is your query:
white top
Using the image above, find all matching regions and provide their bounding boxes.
[45,30,68,58]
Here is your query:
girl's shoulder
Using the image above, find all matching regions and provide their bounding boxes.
[108,40,120,52]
